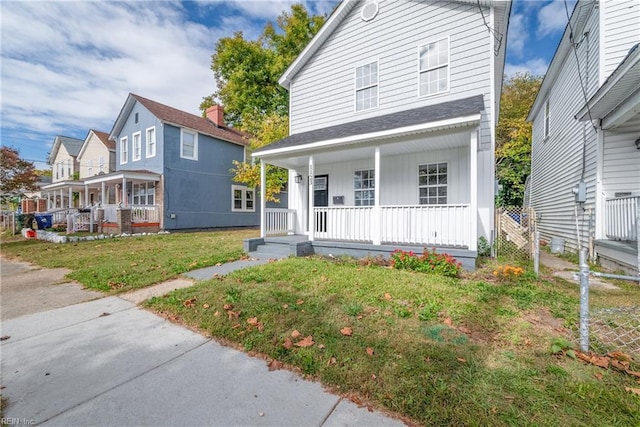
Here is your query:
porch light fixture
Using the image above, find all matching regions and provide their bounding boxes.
[295,174,303,184]
[635,137,640,150]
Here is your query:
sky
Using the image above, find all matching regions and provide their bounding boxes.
[1,0,574,170]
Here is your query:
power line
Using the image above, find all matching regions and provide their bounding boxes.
[477,0,504,56]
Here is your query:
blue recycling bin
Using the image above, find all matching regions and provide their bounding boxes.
[35,214,53,229]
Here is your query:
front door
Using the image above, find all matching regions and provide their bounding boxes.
[314,175,328,232]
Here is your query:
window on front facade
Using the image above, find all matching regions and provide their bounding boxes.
[544,100,550,138]
[88,159,93,176]
[354,169,375,206]
[132,132,141,161]
[132,182,155,205]
[181,129,198,160]
[232,185,255,212]
[99,156,104,172]
[146,126,156,158]
[418,162,448,205]
[355,61,378,112]
[120,136,128,164]
[419,38,449,96]
[67,159,71,177]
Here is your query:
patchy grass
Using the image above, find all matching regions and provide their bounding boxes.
[147,257,640,426]
[0,229,258,293]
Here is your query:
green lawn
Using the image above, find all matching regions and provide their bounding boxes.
[147,257,640,426]
[0,229,258,293]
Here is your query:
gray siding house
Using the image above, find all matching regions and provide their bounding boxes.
[251,0,511,269]
[85,94,260,230]
[527,0,640,274]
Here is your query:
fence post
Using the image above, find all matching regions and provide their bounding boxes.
[579,248,590,353]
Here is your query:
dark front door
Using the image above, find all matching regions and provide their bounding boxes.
[314,175,328,232]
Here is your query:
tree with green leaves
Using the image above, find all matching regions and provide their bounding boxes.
[496,72,543,207]
[0,146,38,195]
[202,4,326,202]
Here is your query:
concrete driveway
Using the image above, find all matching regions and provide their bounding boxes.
[0,258,404,426]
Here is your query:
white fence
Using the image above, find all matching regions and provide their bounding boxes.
[131,205,160,223]
[265,208,296,236]
[314,206,373,241]
[605,194,639,241]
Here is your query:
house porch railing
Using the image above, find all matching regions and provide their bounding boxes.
[605,193,639,241]
[306,204,471,247]
[101,204,160,224]
[265,208,296,236]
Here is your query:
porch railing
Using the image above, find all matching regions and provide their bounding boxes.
[314,206,373,241]
[380,204,470,247]
[131,205,160,223]
[265,208,296,236]
[605,194,639,241]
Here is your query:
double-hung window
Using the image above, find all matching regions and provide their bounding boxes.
[132,131,141,161]
[132,182,155,205]
[418,162,448,205]
[88,160,93,176]
[355,61,378,111]
[120,136,128,164]
[354,169,375,206]
[419,38,449,96]
[146,126,156,158]
[181,129,198,160]
[99,156,104,173]
[232,185,255,212]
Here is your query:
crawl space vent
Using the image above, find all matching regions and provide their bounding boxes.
[361,1,378,21]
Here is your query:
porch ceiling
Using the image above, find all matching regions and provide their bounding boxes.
[263,125,475,169]
[83,170,161,186]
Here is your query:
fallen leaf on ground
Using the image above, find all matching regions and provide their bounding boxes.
[594,372,604,381]
[327,357,337,366]
[291,330,301,339]
[282,304,289,309]
[130,262,138,266]
[366,347,374,356]
[183,297,197,308]
[296,299,304,305]
[590,355,610,369]
[283,337,293,349]
[626,370,640,379]
[625,387,640,396]
[247,317,259,326]
[223,304,233,310]
[340,327,353,336]
[443,317,453,326]
[608,351,633,363]
[318,343,325,349]
[214,311,220,317]
[227,310,240,320]
[202,303,210,309]
[215,262,223,266]
[458,326,471,334]
[384,292,392,300]
[267,360,283,371]
[294,335,315,347]
[457,357,467,363]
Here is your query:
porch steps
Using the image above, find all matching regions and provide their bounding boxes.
[254,242,290,258]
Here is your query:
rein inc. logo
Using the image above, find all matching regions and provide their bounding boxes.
[0,419,35,425]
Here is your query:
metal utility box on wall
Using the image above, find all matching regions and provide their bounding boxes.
[573,181,587,204]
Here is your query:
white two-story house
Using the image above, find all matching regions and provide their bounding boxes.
[250,0,511,269]
[527,0,639,274]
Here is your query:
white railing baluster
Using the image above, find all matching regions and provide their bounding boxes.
[605,194,639,241]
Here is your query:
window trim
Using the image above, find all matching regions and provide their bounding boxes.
[418,36,450,98]
[132,131,142,162]
[88,159,93,176]
[146,126,156,158]
[544,99,550,139]
[354,60,379,112]
[418,162,448,205]
[231,185,256,212]
[353,168,375,206]
[180,128,198,160]
[120,136,128,165]
[99,155,104,173]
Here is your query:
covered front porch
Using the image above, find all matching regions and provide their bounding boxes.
[253,98,490,266]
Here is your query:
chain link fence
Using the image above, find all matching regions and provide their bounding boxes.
[495,207,536,260]
[589,306,640,358]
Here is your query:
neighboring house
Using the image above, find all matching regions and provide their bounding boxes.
[77,129,116,206]
[527,0,640,274]
[84,93,258,230]
[41,135,84,209]
[251,0,511,269]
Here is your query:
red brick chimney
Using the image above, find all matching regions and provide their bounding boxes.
[205,105,225,127]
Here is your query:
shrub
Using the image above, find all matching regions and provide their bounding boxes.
[477,236,491,257]
[391,248,462,278]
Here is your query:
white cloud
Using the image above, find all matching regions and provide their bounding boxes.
[219,0,337,21]
[537,0,570,38]
[504,58,549,77]
[507,13,527,58]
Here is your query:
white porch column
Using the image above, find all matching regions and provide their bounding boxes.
[470,129,478,252]
[308,155,314,241]
[101,181,106,205]
[372,146,381,245]
[595,130,605,240]
[84,184,89,207]
[122,177,127,206]
[260,160,266,238]
[68,187,73,209]
[59,189,63,209]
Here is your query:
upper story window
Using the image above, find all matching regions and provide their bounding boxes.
[418,162,447,205]
[354,169,375,206]
[180,129,198,160]
[132,131,141,161]
[232,185,255,212]
[544,100,550,139]
[99,156,104,172]
[355,61,378,112]
[419,38,449,97]
[146,126,156,158]
[67,159,72,177]
[120,136,128,165]
[88,159,93,176]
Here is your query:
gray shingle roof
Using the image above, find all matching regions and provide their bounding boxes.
[58,135,84,156]
[255,95,485,153]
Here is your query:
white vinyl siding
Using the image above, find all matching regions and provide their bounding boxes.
[419,38,449,97]
[600,0,640,83]
[355,61,378,111]
[120,136,128,165]
[544,100,550,139]
[146,126,156,158]
[602,127,640,195]
[180,129,198,160]
[232,185,255,212]
[132,131,141,161]
[354,169,375,206]
[289,1,491,138]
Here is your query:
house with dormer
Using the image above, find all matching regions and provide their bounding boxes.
[249,0,511,269]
